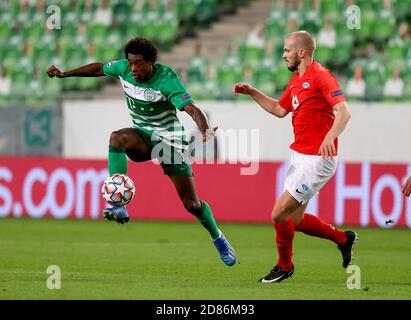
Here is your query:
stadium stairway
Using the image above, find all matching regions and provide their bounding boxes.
[100,0,273,99]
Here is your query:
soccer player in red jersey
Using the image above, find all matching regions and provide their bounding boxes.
[233,31,358,283]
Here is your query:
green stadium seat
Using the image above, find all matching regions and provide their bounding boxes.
[300,10,320,34]
[63,4,82,26]
[125,22,143,41]
[157,15,179,50]
[319,0,343,20]
[392,0,411,18]
[355,0,383,11]
[254,65,276,97]
[403,80,411,101]
[217,63,242,100]
[196,0,218,26]
[187,55,208,83]
[187,82,205,100]
[141,13,160,41]
[387,37,407,61]
[364,60,385,101]
[112,1,131,29]
[25,23,43,43]
[373,11,396,41]
[218,65,242,85]
[79,77,100,91]
[105,29,123,48]
[265,10,287,41]
[177,0,197,22]
[25,82,45,106]
[331,28,353,66]
[89,24,107,38]
[356,8,375,38]
[11,72,30,100]
[315,45,333,65]
[332,44,352,66]
[274,63,292,92]
[9,0,20,18]
[242,46,264,68]
[0,24,11,42]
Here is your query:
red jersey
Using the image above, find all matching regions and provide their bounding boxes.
[278,60,345,155]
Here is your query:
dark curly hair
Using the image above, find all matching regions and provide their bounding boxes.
[124,38,158,63]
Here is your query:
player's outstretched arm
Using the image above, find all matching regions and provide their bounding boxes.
[402,176,411,197]
[233,82,288,118]
[46,63,105,78]
[183,103,218,142]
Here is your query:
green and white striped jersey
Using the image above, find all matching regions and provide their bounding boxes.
[103,59,193,149]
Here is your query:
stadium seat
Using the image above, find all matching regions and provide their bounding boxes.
[300,10,321,34]
[373,10,396,41]
[242,46,264,68]
[274,62,292,92]
[254,64,276,97]
[217,63,243,100]
[387,37,407,61]
[157,13,179,50]
[196,0,218,27]
[332,28,353,66]
[392,0,411,18]
[364,60,385,101]
[319,0,343,20]
[265,10,287,41]
[315,45,333,66]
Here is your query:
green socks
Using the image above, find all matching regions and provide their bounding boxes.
[108,146,220,240]
[197,201,221,240]
[108,145,127,175]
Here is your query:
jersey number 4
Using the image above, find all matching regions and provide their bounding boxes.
[292,94,300,110]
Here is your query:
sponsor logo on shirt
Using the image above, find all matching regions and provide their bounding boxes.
[182,93,191,101]
[331,89,343,97]
[144,89,156,101]
[302,82,310,88]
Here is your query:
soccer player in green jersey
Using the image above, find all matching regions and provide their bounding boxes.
[46,38,236,266]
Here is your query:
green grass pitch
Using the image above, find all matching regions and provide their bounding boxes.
[0,218,410,300]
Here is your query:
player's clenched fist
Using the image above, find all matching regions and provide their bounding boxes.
[203,126,218,142]
[233,82,254,96]
[47,65,65,78]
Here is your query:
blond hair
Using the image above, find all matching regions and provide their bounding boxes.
[287,31,316,56]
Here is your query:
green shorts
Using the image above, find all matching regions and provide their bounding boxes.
[127,127,193,177]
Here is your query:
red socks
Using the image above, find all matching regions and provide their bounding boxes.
[274,219,295,271]
[295,213,346,246]
[273,214,346,271]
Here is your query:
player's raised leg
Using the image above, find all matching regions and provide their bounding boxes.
[169,175,236,266]
[294,213,358,268]
[103,128,150,224]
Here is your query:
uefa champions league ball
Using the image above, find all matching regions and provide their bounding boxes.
[101,174,135,206]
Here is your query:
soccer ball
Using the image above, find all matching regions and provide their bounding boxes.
[101,174,135,206]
